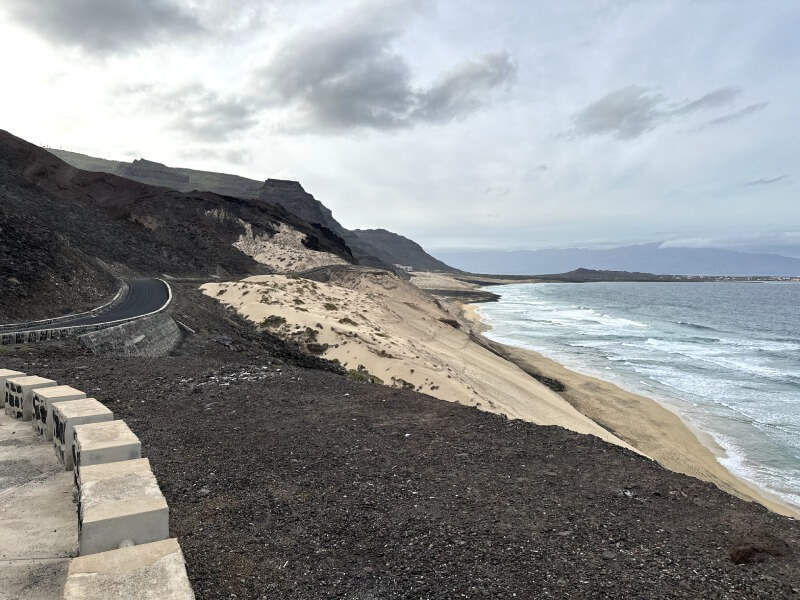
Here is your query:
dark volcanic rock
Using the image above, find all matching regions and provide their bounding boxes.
[352,228,455,272]
[257,179,405,272]
[729,531,792,564]
[118,158,191,188]
[0,129,355,320]
[258,179,342,234]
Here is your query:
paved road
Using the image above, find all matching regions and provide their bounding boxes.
[11,279,170,332]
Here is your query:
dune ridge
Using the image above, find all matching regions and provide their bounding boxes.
[201,269,629,448]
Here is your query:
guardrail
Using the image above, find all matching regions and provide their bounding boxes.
[0,281,130,333]
[0,280,172,346]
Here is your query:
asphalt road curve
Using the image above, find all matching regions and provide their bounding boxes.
[14,279,170,332]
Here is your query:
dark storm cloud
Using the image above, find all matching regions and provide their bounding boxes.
[743,175,788,187]
[174,96,257,141]
[255,5,516,131]
[259,23,417,129]
[570,85,747,139]
[4,0,205,53]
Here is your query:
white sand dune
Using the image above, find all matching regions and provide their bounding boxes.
[201,269,630,449]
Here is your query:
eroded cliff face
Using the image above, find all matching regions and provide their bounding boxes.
[351,228,456,272]
[258,179,343,233]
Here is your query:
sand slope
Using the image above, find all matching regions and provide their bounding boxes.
[200,269,630,449]
[234,222,347,273]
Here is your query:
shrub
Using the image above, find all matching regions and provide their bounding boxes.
[261,315,287,328]
[347,368,384,385]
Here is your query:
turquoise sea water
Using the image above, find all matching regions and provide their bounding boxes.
[476,282,800,508]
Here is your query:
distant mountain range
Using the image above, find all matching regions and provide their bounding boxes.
[434,243,800,276]
[48,149,454,273]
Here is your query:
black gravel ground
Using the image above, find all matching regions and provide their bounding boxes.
[5,348,799,600]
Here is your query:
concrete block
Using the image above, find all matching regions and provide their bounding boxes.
[64,538,195,600]
[53,399,113,470]
[78,458,169,556]
[32,385,86,440]
[4,376,57,421]
[0,369,25,408]
[79,457,151,489]
[74,420,141,483]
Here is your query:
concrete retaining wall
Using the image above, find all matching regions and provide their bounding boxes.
[78,312,181,357]
[0,279,172,348]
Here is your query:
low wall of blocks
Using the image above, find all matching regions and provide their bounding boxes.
[5,375,57,420]
[2,366,195,599]
[33,385,87,440]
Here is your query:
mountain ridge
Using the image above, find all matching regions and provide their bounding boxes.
[48,148,456,272]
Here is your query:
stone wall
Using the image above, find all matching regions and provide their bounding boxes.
[79,313,181,357]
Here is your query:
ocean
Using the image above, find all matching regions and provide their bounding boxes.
[475,281,800,509]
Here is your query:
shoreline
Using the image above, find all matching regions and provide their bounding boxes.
[459,298,799,519]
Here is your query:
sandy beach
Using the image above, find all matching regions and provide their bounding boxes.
[419,272,799,518]
[456,303,799,520]
[483,332,797,517]
[202,266,797,519]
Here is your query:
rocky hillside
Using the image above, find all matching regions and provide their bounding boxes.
[0,130,355,320]
[48,149,456,272]
[351,228,454,272]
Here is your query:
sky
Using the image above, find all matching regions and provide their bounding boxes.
[1,0,798,255]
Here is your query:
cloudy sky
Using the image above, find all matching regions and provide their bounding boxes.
[2,0,798,255]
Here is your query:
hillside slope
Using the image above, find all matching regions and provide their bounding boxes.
[351,228,454,271]
[48,149,455,272]
[0,130,354,320]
